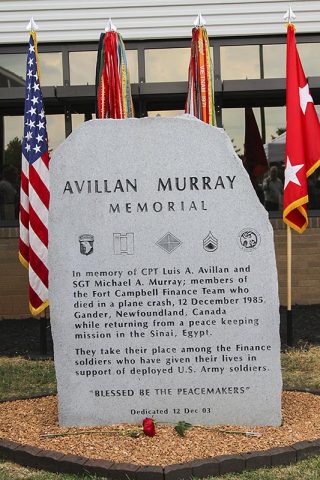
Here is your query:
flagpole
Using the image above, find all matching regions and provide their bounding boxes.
[283,6,320,347]
[40,310,49,356]
[283,6,296,348]
[25,18,50,357]
[286,225,293,346]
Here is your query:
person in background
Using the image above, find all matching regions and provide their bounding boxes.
[263,166,283,211]
[308,172,320,210]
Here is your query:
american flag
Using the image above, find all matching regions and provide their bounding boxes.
[19,32,50,315]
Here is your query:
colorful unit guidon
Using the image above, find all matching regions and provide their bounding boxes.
[96,30,134,119]
[283,23,320,233]
[185,26,215,125]
[19,31,50,315]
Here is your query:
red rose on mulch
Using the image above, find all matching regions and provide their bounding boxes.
[142,417,156,437]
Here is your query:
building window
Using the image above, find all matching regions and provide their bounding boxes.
[222,107,282,213]
[220,45,260,80]
[69,50,138,85]
[71,113,86,130]
[148,110,184,117]
[145,47,213,83]
[263,42,320,78]
[71,113,96,132]
[1,116,23,225]
[145,48,190,82]
[0,114,65,227]
[0,52,63,87]
[264,106,286,211]
[297,43,320,76]
[264,107,286,145]
[221,107,262,155]
[46,114,66,151]
[263,44,286,78]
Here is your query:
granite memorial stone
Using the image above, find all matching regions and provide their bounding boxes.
[49,116,282,426]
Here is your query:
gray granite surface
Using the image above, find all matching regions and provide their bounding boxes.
[49,116,282,426]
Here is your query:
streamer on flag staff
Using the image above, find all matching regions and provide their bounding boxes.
[95,28,134,119]
[185,24,215,125]
[19,28,50,316]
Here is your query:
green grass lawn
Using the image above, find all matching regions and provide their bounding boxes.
[0,346,319,479]
[281,345,320,390]
[0,357,56,400]
[0,459,101,479]
[1,345,319,401]
[1,456,320,480]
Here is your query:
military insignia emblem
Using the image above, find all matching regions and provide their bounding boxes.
[79,234,94,255]
[156,232,182,254]
[203,231,218,252]
[238,228,261,251]
[113,233,134,255]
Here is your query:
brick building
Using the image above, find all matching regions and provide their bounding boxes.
[0,0,319,318]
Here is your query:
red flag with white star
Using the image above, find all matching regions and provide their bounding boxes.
[283,23,320,233]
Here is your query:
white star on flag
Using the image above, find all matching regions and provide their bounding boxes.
[27,106,37,116]
[284,156,304,189]
[36,134,43,142]
[299,83,313,114]
[33,144,41,153]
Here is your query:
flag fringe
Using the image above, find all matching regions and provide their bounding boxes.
[31,31,41,81]
[283,195,309,233]
[18,252,29,270]
[307,158,320,177]
[29,300,49,317]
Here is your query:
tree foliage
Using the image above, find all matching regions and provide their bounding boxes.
[4,136,22,170]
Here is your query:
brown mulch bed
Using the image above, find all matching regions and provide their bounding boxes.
[0,392,319,466]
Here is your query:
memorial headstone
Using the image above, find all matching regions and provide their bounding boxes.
[49,116,282,427]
